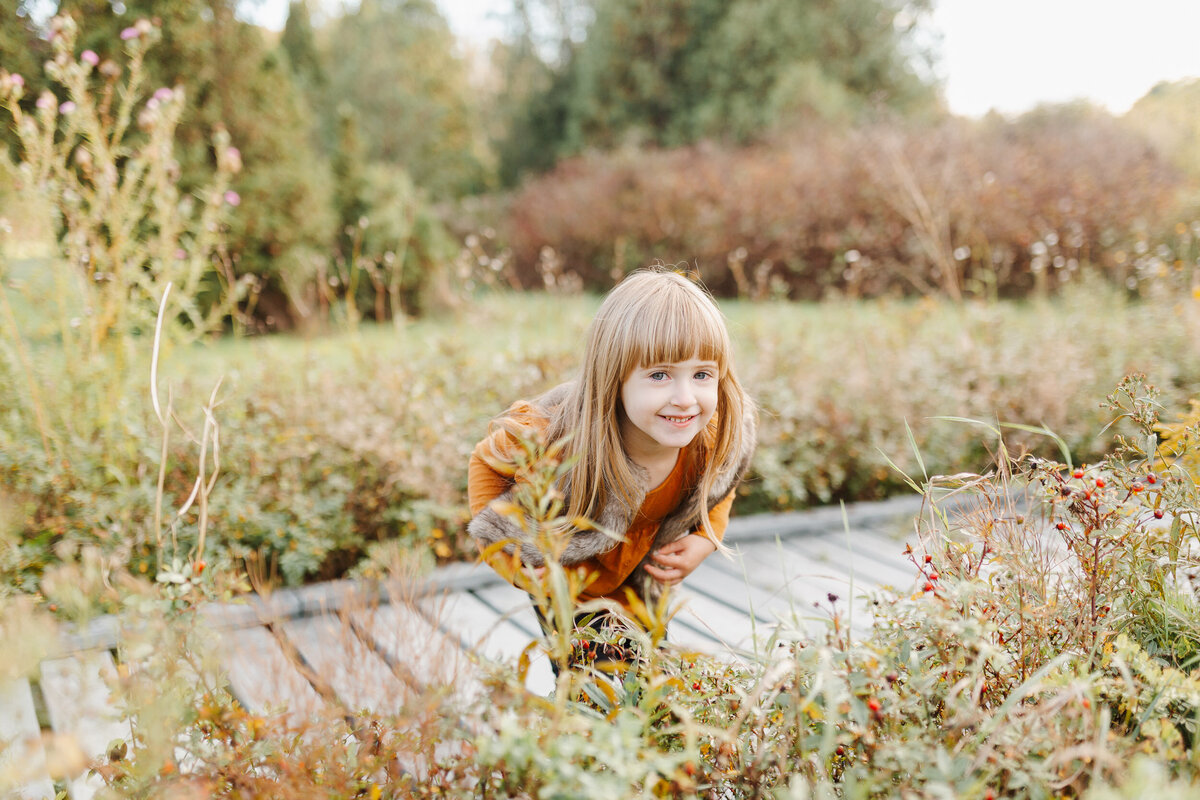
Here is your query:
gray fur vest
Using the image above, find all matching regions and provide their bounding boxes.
[467,382,757,604]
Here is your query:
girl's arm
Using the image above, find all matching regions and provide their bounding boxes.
[644,490,735,585]
[468,436,514,517]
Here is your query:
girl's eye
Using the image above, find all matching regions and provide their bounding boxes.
[695,371,714,380]
[649,371,668,381]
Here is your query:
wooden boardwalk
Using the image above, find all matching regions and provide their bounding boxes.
[0,496,927,799]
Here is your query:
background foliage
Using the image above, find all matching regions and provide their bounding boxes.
[2,4,1200,797]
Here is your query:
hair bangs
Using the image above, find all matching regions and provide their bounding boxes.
[617,280,731,378]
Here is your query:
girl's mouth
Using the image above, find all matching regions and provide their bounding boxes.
[660,414,697,426]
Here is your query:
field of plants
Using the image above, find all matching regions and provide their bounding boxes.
[2,5,1200,798]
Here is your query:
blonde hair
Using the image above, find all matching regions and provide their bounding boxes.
[544,267,751,544]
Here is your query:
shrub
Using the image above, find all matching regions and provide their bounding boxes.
[505,113,1185,300]
[54,376,1200,799]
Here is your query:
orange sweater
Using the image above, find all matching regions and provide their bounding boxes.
[467,420,734,603]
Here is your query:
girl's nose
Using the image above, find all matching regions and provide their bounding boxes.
[671,381,696,407]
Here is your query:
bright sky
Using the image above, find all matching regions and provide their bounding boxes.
[245,0,1200,117]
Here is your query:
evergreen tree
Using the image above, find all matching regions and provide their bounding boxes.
[323,0,488,197]
[280,0,327,150]
[280,0,325,94]
[331,106,369,257]
[502,0,940,179]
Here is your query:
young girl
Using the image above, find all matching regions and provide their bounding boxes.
[467,268,756,651]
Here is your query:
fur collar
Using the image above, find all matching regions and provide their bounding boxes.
[468,382,757,604]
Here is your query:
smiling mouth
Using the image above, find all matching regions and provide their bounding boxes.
[660,414,697,424]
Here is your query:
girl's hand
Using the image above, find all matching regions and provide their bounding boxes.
[645,534,717,586]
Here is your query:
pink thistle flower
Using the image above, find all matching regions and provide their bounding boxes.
[153,87,173,103]
[59,101,76,114]
[81,50,99,66]
[223,190,241,207]
[36,92,54,110]
[120,27,139,40]
[10,74,23,88]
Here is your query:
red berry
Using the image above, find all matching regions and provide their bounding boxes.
[692,681,701,691]
[1056,522,1067,531]
[1073,469,1084,479]
[580,640,590,650]
[923,582,935,592]
[194,559,206,574]
[924,554,933,563]
[1154,509,1165,519]
[867,697,882,712]
[985,791,995,800]
[1095,478,1106,488]
[929,571,939,581]
[836,745,845,756]
[1147,473,1157,484]
[1132,482,1144,493]
[684,762,697,777]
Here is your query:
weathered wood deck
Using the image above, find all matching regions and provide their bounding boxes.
[1,496,928,798]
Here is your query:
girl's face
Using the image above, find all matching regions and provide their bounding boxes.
[618,356,719,460]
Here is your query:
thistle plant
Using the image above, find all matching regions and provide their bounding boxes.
[0,14,245,463]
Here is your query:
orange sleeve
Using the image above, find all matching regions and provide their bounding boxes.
[698,489,735,541]
[467,428,517,516]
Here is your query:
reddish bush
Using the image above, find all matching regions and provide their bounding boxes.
[505,113,1185,298]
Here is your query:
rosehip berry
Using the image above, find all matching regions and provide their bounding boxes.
[1056,522,1067,531]
[1073,469,1084,479]
[924,554,933,563]
[929,572,939,580]
[1154,509,1165,519]
[1095,478,1106,488]
[1132,482,1144,493]
[194,559,206,574]
[692,681,701,691]
[1147,473,1157,484]
[923,581,935,592]
[684,762,697,777]
[985,790,995,800]
[836,745,846,756]
[867,697,882,712]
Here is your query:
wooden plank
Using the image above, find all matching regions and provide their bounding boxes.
[279,614,412,715]
[347,602,475,695]
[671,586,762,653]
[733,539,881,640]
[218,625,324,726]
[39,652,127,800]
[421,592,555,696]
[684,557,780,620]
[470,583,544,639]
[694,547,819,626]
[0,678,54,800]
[787,530,918,591]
